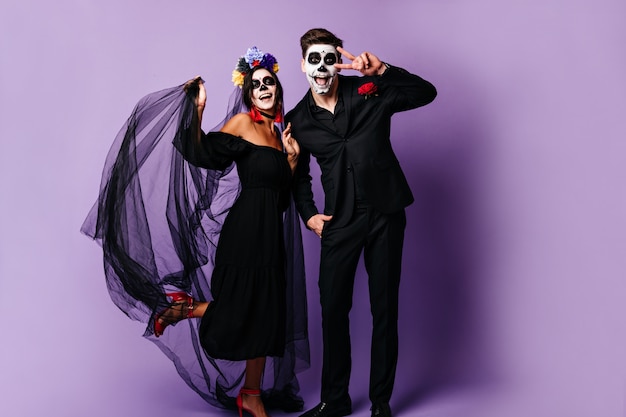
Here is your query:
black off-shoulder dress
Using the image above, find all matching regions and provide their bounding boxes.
[187,131,292,360]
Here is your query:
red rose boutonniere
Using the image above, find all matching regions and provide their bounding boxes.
[358,82,378,99]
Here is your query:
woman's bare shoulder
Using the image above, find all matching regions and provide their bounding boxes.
[221,112,252,136]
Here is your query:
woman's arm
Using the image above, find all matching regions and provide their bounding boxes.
[281,122,299,173]
[183,76,207,145]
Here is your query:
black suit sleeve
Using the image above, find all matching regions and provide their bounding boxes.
[378,65,437,113]
[292,144,319,226]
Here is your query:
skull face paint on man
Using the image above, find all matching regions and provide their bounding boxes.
[301,44,340,95]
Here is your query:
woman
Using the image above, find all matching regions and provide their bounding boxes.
[82,47,309,417]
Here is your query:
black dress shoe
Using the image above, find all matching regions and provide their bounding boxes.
[371,403,392,417]
[299,401,352,417]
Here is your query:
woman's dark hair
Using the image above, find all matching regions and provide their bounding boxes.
[300,28,343,57]
[242,66,284,115]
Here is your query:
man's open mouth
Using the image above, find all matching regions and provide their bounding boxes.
[314,77,330,87]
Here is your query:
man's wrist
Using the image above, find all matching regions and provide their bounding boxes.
[377,62,390,76]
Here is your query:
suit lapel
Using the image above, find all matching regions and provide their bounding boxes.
[340,76,354,137]
[302,90,335,136]
[300,77,355,139]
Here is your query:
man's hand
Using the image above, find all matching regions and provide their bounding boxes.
[307,213,333,238]
[334,47,387,76]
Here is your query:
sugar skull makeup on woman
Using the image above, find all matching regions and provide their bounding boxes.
[232,47,285,124]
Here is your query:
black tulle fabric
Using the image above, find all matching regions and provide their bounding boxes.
[81,82,309,410]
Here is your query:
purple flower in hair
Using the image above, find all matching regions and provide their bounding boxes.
[260,53,277,71]
[244,46,265,66]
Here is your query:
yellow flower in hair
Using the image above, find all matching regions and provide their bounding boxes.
[232,69,244,87]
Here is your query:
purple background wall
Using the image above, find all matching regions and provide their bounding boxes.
[1,1,624,416]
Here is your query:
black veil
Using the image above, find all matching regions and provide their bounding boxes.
[81,81,309,410]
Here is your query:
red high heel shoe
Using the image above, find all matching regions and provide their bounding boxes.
[236,388,262,417]
[153,292,195,337]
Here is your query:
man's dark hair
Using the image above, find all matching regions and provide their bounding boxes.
[300,28,343,57]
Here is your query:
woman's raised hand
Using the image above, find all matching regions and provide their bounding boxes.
[282,122,300,172]
[183,76,206,109]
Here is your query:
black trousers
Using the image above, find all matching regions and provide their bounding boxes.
[318,206,406,406]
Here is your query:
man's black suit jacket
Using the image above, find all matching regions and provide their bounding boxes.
[286,65,437,228]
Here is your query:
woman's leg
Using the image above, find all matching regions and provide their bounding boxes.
[191,301,209,317]
[239,357,270,417]
[154,297,210,336]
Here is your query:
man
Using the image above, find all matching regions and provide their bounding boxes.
[285,28,437,417]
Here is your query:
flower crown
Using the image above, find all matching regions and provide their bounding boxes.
[232,46,279,88]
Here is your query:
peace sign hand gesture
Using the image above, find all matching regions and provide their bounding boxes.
[334,46,387,76]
